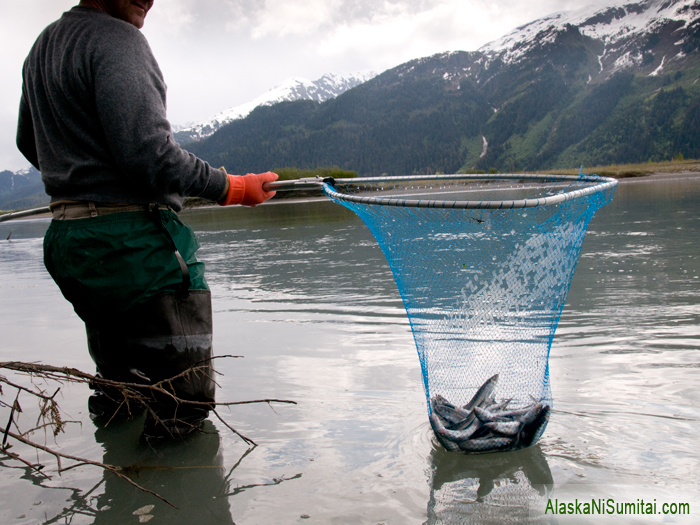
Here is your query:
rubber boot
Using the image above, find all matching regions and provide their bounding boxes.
[85,290,216,438]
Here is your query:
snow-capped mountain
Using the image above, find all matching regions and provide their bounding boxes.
[479,0,700,78]
[174,71,376,144]
[390,0,699,92]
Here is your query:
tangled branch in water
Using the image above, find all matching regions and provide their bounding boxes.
[0,360,296,508]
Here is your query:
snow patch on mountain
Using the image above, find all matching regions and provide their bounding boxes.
[174,71,376,143]
[15,167,35,176]
[479,0,700,70]
[649,54,667,75]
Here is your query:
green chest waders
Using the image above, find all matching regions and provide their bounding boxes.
[44,205,216,437]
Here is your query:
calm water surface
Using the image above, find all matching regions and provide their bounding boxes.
[0,175,698,524]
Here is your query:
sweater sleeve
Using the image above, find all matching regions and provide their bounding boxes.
[16,87,40,171]
[90,24,226,203]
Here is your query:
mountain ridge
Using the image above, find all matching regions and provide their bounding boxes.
[173,71,376,144]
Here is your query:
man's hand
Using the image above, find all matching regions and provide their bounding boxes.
[218,172,278,207]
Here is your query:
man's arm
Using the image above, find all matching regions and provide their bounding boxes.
[16,90,40,170]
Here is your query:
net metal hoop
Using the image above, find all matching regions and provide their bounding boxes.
[323,173,618,209]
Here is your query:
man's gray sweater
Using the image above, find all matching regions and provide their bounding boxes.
[17,6,227,211]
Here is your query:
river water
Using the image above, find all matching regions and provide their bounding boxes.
[0,174,698,524]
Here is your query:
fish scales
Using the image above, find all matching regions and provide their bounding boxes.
[484,420,522,436]
[437,419,482,443]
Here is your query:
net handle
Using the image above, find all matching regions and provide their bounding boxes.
[263,176,334,191]
[0,206,51,222]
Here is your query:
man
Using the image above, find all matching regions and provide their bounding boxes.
[16,0,278,439]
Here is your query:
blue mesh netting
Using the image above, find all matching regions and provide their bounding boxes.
[324,174,617,453]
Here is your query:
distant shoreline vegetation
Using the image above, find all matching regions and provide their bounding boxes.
[273,165,358,182]
[536,158,700,179]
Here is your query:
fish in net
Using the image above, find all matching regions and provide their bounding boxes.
[322,173,617,453]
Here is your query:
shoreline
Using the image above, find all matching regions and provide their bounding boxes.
[613,170,700,184]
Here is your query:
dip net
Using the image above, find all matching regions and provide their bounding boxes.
[323,174,617,453]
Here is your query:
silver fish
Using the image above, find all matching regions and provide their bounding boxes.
[432,394,455,408]
[473,406,502,423]
[435,418,482,443]
[429,414,462,451]
[429,412,449,432]
[486,405,534,420]
[518,405,551,447]
[430,409,452,430]
[451,411,477,430]
[434,403,471,425]
[463,374,499,412]
[519,403,544,426]
[437,436,462,452]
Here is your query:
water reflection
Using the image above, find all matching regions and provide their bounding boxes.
[93,418,234,524]
[86,418,303,524]
[426,442,554,524]
[0,416,238,524]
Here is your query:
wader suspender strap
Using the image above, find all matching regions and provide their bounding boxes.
[147,204,191,297]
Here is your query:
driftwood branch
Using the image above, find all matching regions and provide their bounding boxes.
[0,360,296,507]
[1,361,296,410]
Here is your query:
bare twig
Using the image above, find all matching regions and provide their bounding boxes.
[212,409,256,446]
[2,390,21,447]
[1,362,94,381]
[0,360,296,507]
[224,472,302,497]
[1,362,297,409]
[20,420,81,439]
[0,444,50,479]
[1,376,55,401]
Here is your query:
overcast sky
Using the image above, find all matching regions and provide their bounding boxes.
[1,0,604,171]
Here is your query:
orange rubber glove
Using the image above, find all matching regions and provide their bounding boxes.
[218,172,278,207]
